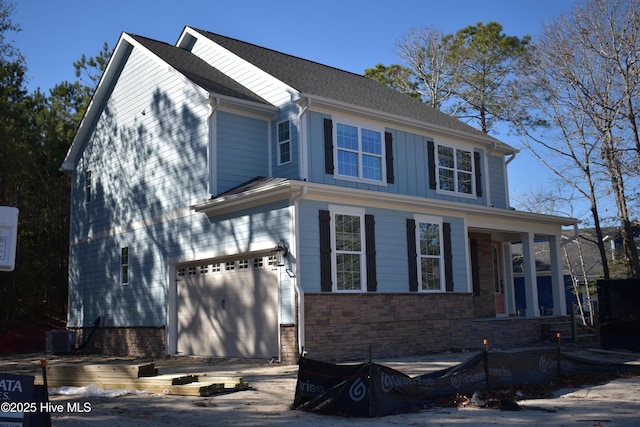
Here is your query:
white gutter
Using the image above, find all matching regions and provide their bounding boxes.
[207,97,220,196]
[296,98,311,181]
[290,185,308,355]
[300,93,517,154]
[192,179,578,227]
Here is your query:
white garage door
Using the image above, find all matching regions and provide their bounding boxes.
[177,256,279,358]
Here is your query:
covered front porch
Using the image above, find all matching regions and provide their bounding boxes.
[468,210,578,319]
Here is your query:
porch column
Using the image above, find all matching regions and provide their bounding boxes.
[549,234,567,315]
[521,232,540,317]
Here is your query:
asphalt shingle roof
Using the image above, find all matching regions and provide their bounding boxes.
[130,34,270,105]
[192,29,504,144]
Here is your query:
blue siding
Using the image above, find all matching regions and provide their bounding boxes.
[216,111,269,194]
[67,46,294,328]
[514,275,574,314]
[70,46,210,243]
[305,111,496,207]
[297,200,470,294]
[488,154,507,208]
[68,200,292,327]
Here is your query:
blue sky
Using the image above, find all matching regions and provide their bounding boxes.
[12,0,590,219]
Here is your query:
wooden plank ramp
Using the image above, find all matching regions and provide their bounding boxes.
[35,363,250,397]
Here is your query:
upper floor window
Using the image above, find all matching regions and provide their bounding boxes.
[277,120,291,165]
[336,122,384,182]
[437,145,474,195]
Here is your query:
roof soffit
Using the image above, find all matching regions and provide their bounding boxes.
[300,95,516,154]
[192,179,577,231]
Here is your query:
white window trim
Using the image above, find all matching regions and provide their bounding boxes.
[121,246,129,286]
[435,142,476,198]
[85,170,92,204]
[277,119,291,166]
[329,205,366,293]
[333,116,387,185]
[414,214,445,292]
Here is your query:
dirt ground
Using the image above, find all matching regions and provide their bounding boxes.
[2,346,640,427]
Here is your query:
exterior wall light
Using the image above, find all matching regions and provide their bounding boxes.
[274,241,288,267]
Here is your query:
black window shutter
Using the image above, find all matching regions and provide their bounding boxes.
[319,210,332,292]
[406,218,418,292]
[323,118,334,175]
[365,214,377,292]
[470,238,480,296]
[474,152,483,197]
[385,132,395,184]
[443,222,454,292]
[427,140,436,190]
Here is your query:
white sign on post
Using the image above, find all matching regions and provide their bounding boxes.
[0,206,19,272]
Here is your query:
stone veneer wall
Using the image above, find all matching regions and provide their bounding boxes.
[303,293,549,362]
[69,326,165,358]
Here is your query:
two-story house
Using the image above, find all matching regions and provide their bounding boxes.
[61,27,577,363]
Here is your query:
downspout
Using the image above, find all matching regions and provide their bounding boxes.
[207,96,220,197]
[504,150,517,209]
[291,185,308,356]
[297,98,311,181]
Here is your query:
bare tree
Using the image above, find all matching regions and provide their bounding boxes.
[395,26,462,112]
[511,0,640,278]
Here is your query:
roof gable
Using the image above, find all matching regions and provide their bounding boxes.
[62,32,274,170]
[129,34,269,105]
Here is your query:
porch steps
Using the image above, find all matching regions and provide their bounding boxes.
[34,362,250,397]
[540,318,599,345]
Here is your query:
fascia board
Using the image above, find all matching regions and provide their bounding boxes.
[300,94,517,155]
[123,33,210,100]
[215,94,278,118]
[297,181,576,228]
[191,181,292,215]
[61,33,212,171]
[192,179,577,230]
[180,27,300,107]
[61,34,133,171]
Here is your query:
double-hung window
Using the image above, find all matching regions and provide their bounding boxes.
[331,206,366,292]
[437,145,473,195]
[415,215,444,291]
[336,121,384,182]
[277,120,291,165]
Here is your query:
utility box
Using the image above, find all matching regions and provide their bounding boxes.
[45,330,76,354]
[0,206,19,272]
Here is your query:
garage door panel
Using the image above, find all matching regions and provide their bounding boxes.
[177,257,279,358]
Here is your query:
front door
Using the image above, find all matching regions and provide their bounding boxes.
[492,242,506,315]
